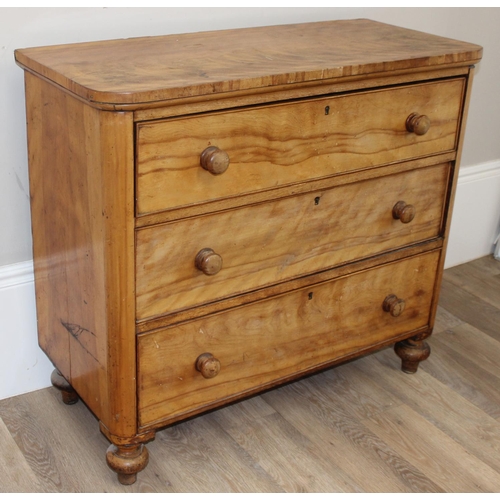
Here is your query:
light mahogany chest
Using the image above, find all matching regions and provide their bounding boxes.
[15,20,482,484]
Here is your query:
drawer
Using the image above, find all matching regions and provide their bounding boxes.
[136,163,449,321]
[138,250,440,428]
[136,78,464,215]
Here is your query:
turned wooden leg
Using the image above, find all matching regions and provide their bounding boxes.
[50,369,79,405]
[106,443,149,485]
[394,337,431,374]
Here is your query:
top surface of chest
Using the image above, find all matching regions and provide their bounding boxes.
[14,19,482,106]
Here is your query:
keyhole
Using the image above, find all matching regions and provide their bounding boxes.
[314,196,321,205]
[325,106,330,115]
[308,292,314,300]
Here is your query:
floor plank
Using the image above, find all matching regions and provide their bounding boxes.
[465,254,500,277]
[314,362,402,421]
[261,377,443,492]
[151,414,282,493]
[0,417,42,493]
[423,331,500,420]
[0,389,167,492]
[432,322,500,379]
[210,410,359,492]
[356,350,500,474]
[362,404,500,492]
[432,305,463,335]
[444,264,500,309]
[438,278,500,342]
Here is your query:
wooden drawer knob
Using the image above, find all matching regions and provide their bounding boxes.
[383,294,406,317]
[200,146,230,175]
[195,353,221,378]
[195,248,223,276]
[392,201,416,224]
[406,113,431,136]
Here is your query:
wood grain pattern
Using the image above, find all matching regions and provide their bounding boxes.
[465,254,500,277]
[25,71,107,410]
[137,251,440,428]
[0,389,156,492]
[24,72,137,440]
[260,377,443,492]
[136,239,443,333]
[152,417,283,493]
[358,349,500,473]
[432,305,464,334]
[211,411,361,492]
[132,66,471,122]
[316,363,401,422]
[135,152,456,230]
[98,109,137,441]
[136,164,448,320]
[362,404,500,492]
[438,278,500,342]
[423,330,500,420]
[0,417,42,492]
[136,79,463,215]
[14,20,482,106]
[0,402,67,490]
[444,263,500,310]
[435,323,500,379]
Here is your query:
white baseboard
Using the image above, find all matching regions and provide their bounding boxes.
[1,158,499,400]
[445,159,500,268]
[0,261,54,401]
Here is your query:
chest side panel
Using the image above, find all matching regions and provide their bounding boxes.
[25,72,137,438]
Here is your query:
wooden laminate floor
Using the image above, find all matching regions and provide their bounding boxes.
[2,255,500,493]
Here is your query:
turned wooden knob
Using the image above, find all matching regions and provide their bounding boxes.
[383,294,406,317]
[195,353,221,378]
[406,112,431,136]
[200,146,230,175]
[392,201,416,224]
[195,248,223,275]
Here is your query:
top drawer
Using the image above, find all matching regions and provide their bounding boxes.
[136,78,464,216]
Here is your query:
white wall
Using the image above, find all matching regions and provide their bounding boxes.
[1,7,499,399]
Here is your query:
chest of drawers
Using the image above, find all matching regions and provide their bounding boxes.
[15,19,482,484]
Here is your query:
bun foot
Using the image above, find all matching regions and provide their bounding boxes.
[106,444,149,485]
[394,338,430,374]
[50,369,79,405]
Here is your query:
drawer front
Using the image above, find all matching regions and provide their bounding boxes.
[138,251,440,427]
[136,78,464,215]
[136,163,449,321]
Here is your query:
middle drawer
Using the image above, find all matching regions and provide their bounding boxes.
[136,163,449,321]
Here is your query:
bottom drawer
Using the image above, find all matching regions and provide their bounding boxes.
[138,251,440,428]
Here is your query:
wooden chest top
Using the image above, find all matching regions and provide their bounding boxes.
[14,19,482,106]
